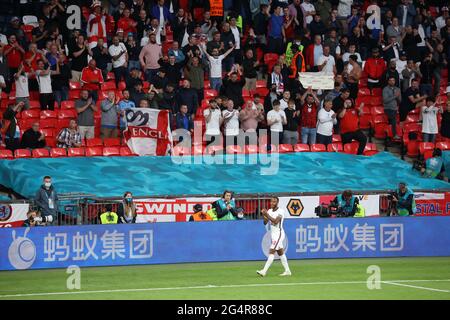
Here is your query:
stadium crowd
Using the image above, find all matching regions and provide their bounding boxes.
[0,0,449,156]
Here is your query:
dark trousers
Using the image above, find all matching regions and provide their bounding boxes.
[341,130,367,155]
[5,138,20,151]
[267,37,284,55]
[39,93,55,110]
[347,82,358,100]
[316,133,332,146]
[367,80,381,91]
[385,109,397,137]
[113,66,127,86]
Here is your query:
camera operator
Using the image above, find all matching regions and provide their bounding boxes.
[212,190,238,221]
[391,182,417,216]
[22,210,53,227]
[421,148,447,181]
[330,190,360,217]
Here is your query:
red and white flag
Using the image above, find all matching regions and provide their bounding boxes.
[123,108,173,156]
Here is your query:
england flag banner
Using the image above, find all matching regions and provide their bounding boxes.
[298,72,334,90]
[124,108,173,156]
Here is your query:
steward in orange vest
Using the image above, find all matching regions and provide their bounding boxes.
[288,45,305,94]
[189,204,213,221]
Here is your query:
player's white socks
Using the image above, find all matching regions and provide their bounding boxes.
[280,254,291,273]
[262,254,275,273]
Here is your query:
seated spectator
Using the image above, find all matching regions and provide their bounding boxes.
[81,59,104,102]
[267,100,287,146]
[316,99,336,146]
[21,122,46,149]
[101,91,120,140]
[75,90,97,140]
[56,119,82,149]
[204,99,223,146]
[299,88,320,145]
[421,97,443,143]
[338,98,367,155]
[2,101,25,151]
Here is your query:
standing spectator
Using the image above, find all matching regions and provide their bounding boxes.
[338,99,367,155]
[220,22,236,71]
[222,100,240,146]
[14,63,30,110]
[279,90,291,111]
[32,18,49,49]
[52,53,71,108]
[157,55,184,86]
[35,59,59,111]
[399,79,425,122]
[4,35,25,77]
[175,104,194,133]
[242,48,259,91]
[35,176,58,224]
[432,43,447,98]
[204,99,223,146]
[184,56,205,102]
[21,122,46,149]
[100,91,120,140]
[344,54,361,99]
[383,59,400,88]
[304,35,323,71]
[309,13,327,38]
[177,79,199,115]
[283,98,300,145]
[385,18,403,45]
[239,101,264,144]
[316,99,336,146]
[81,59,104,103]
[221,69,245,108]
[300,0,316,28]
[109,35,128,86]
[91,38,111,81]
[253,4,270,46]
[299,88,320,145]
[151,0,171,33]
[168,41,186,64]
[117,8,138,36]
[401,60,422,92]
[317,45,336,75]
[69,34,92,82]
[267,100,287,146]
[2,102,25,151]
[383,76,402,139]
[315,0,331,24]
[440,90,450,139]
[75,90,97,140]
[118,89,136,134]
[267,5,286,54]
[125,35,141,71]
[363,47,386,90]
[139,33,162,83]
[421,97,443,143]
[87,1,107,49]
[268,64,285,95]
[396,0,416,28]
[56,119,82,148]
[202,43,235,92]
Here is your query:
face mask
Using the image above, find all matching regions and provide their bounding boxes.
[44,182,51,188]
[126,198,133,203]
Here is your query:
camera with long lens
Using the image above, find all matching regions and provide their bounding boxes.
[387,191,399,201]
[315,203,341,218]
[33,215,54,224]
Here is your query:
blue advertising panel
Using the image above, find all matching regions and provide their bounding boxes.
[1,217,450,271]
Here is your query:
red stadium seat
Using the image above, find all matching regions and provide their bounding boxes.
[278,144,293,153]
[39,118,55,128]
[294,144,310,152]
[406,140,420,158]
[204,89,218,98]
[68,147,86,157]
[256,80,266,88]
[343,142,359,154]
[436,141,450,150]
[68,90,80,100]
[14,149,32,158]
[359,114,372,130]
[242,89,252,98]
[172,145,191,156]
[405,114,420,124]
[58,109,77,119]
[254,87,269,97]
[101,81,116,91]
[106,72,115,80]
[85,147,103,157]
[103,138,121,147]
[226,145,243,154]
[419,142,435,157]
[206,145,224,155]
[102,147,120,156]
[118,81,127,91]
[41,128,55,137]
[98,91,109,101]
[311,144,326,152]
[0,150,14,159]
[32,148,50,158]
[86,138,103,147]
[245,145,259,154]
[69,81,81,90]
[327,143,343,152]
[332,134,342,143]
[358,88,371,96]
[119,146,136,156]
[370,106,385,116]
[260,144,277,153]
[50,148,67,158]
[46,137,57,148]
[40,110,58,120]
[22,109,40,119]
[61,101,75,109]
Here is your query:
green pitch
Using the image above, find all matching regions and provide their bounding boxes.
[1,257,450,300]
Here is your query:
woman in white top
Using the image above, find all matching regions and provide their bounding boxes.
[316,99,337,145]
[35,59,59,110]
[421,97,443,143]
[222,100,240,146]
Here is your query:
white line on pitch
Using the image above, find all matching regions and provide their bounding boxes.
[1,279,450,298]
[382,281,450,293]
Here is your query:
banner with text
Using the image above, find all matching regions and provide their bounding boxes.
[0,204,29,228]
[210,0,224,17]
[299,72,335,90]
[123,108,172,156]
[1,217,450,270]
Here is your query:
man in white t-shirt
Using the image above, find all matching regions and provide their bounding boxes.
[201,43,235,91]
[35,59,59,110]
[14,63,31,110]
[222,99,240,147]
[266,100,287,146]
[317,45,336,75]
[109,36,128,86]
[257,196,291,277]
[204,99,223,147]
[279,90,291,111]
[316,99,337,145]
[0,75,5,98]
[421,97,443,143]
[300,0,316,26]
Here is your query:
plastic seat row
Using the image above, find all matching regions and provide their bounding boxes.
[0,146,136,159]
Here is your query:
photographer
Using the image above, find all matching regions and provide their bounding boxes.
[330,190,360,217]
[391,182,417,216]
[212,190,238,221]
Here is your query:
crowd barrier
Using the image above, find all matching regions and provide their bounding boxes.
[1,216,450,271]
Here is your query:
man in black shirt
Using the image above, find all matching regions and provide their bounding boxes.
[283,99,300,145]
[69,34,92,82]
[91,38,111,80]
[253,4,270,46]
[332,88,351,134]
[400,79,426,122]
[221,71,245,108]
[52,53,71,107]
[242,48,259,91]
[21,122,46,149]
[419,52,436,97]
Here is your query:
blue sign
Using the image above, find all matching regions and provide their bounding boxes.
[1,217,450,271]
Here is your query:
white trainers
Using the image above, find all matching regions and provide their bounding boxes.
[279,271,292,276]
[256,270,266,277]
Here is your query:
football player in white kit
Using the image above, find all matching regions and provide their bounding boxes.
[257,197,292,277]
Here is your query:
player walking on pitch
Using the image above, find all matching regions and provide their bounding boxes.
[257,197,292,277]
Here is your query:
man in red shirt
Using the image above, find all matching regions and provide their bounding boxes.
[81,59,104,102]
[339,99,367,155]
[117,8,137,36]
[299,87,319,145]
[4,35,25,76]
[363,47,386,91]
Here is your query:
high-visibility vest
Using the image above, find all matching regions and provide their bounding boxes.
[100,212,119,224]
[289,51,305,79]
[192,212,213,221]
[354,204,365,217]
[206,208,218,220]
